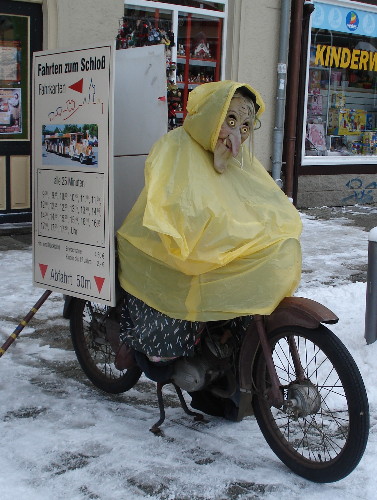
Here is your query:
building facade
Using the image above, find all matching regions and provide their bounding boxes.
[1,0,376,224]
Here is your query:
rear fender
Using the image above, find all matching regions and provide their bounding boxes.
[266,296,338,332]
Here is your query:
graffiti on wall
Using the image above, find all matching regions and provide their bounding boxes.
[342,178,377,203]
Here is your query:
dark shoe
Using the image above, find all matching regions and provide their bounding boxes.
[105,316,136,370]
[115,343,136,370]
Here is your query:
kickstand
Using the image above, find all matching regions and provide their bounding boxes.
[150,382,166,435]
[149,382,208,435]
[173,384,207,423]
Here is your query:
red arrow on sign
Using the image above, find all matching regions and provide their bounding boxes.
[94,276,105,293]
[69,78,83,93]
[39,263,48,278]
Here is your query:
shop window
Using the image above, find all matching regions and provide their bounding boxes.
[176,12,222,119]
[304,1,377,163]
[120,1,226,128]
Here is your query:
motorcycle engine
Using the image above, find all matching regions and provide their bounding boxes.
[171,327,236,394]
[171,354,217,392]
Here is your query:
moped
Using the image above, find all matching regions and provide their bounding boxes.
[65,291,369,484]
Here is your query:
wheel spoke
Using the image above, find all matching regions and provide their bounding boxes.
[81,303,123,380]
[70,298,142,394]
[255,327,362,466]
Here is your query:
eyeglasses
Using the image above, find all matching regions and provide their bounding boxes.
[254,118,261,130]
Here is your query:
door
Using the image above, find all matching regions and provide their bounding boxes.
[0,1,42,223]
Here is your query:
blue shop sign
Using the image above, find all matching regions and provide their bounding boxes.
[313,1,377,37]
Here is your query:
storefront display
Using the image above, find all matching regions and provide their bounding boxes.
[304,0,377,163]
[120,1,226,128]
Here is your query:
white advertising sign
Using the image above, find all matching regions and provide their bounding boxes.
[32,43,115,305]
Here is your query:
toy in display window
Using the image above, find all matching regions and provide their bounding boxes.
[193,32,211,59]
[366,114,373,131]
[307,93,322,117]
[331,92,346,109]
[177,44,185,56]
[329,135,348,155]
[167,82,182,130]
[165,46,176,79]
[116,16,175,50]
[330,71,342,87]
[115,14,178,127]
[116,7,223,131]
[307,123,327,153]
[362,132,377,155]
[308,70,321,89]
[176,15,222,89]
[135,19,150,46]
[328,108,366,136]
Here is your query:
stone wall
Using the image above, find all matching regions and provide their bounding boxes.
[226,0,281,171]
[297,173,377,208]
[43,0,124,50]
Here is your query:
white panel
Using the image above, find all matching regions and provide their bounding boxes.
[114,45,168,156]
[10,155,30,209]
[0,156,6,210]
[113,155,146,232]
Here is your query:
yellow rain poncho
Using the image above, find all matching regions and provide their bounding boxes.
[117,80,302,321]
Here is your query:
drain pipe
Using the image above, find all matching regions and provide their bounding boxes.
[271,0,291,188]
[284,0,315,199]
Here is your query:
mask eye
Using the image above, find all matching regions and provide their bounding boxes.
[227,118,236,127]
[241,125,250,135]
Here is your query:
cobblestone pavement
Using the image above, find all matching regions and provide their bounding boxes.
[302,203,377,232]
[301,204,377,285]
[0,208,374,499]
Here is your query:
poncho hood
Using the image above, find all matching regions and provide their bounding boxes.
[183,80,265,152]
[117,81,301,321]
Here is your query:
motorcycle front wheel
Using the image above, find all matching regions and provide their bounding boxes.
[70,298,141,394]
[252,324,369,483]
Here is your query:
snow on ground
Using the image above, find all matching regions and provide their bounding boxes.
[0,211,376,500]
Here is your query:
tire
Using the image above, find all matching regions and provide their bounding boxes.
[70,298,141,394]
[79,154,84,164]
[252,325,369,483]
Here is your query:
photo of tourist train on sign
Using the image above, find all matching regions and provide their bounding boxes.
[42,123,98,166]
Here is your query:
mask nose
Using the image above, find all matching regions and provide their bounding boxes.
[228,128,242,157]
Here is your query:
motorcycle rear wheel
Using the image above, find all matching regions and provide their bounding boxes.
[70,298,141,394]
[252,325,369,483]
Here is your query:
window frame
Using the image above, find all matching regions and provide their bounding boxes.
[302,0,377,166]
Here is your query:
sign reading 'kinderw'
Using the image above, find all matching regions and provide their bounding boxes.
[32,43,115,305]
